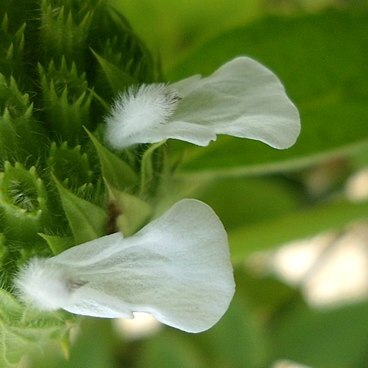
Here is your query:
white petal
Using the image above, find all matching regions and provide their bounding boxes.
[15,200,235,333]
[169,74,201,97]
[171,56,300,149]
[153,120,217,146]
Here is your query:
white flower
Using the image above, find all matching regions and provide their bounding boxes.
[105,56,300,149]
[14,199,235,333]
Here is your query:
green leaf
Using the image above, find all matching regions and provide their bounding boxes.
[0,289,68,367]
[31,319,117,368]
[54,177,106,244]
[195,176,302,230]
[112,0,262,72]
[235,268,302,319]
[193,294,267,368]
[86,128,138,191]
[137,292,267,368]
[269,300,368,368]
[169,11,368,178]
[137,331,206,368]
[229,199,368,262]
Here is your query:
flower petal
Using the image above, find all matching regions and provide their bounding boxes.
[15,200,235,333]
[169,74,201,97]
[154,120,217,146]
[171,56,300,149]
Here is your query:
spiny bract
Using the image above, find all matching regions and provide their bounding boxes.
[0,0,156,364]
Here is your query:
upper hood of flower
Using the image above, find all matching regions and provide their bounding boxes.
[105,57,300,149]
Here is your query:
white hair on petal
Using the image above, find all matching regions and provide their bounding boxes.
[14,257,82,311]
[105,83,180,149]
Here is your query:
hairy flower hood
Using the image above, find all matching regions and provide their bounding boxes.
[105,57,300,149]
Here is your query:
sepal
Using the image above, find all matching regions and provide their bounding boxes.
[0,162,48,240]
[47,141,94,190]
[106,183,152,236]
[0,75,44,162]
[38,59,93,142]
[91,49,136,95]
[38,233,75,256]
[0,14,25,78]
[39,1,93,64]
[53,176,106,244]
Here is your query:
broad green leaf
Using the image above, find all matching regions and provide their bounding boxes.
[137,331,206,368]
[169,11,368,178]
[192,294,267,368]
[230,199,368,262]
[235,268,302,319]
[195,176,302,230]
[54,177,106,244]
[269,300,368,368]
[61,320,116,368]
[86,128,138,191]
[113,0,262,72]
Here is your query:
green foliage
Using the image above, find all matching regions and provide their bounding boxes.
[0,289,69,368]
[112,0,263,72]
[230,199,368,262]
[39,59,93,142]
[194,296,267,368]
[137,332,207,368]
[0,74,43,162]
[269,300,368,367]
[196,176,303,231]
[48,142,94,190]
[0,15,25,80]
[0,0,156,363]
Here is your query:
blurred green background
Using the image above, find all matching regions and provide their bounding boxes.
[29,0,368,367]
